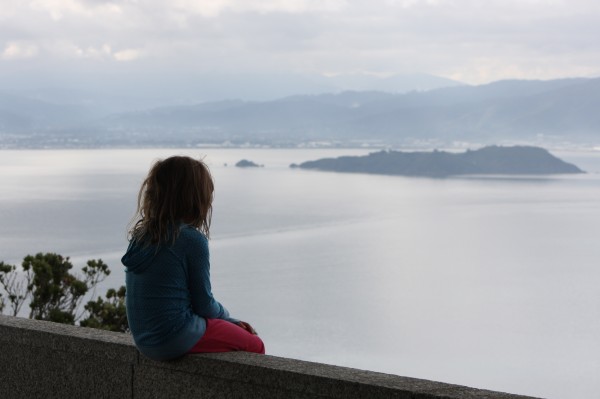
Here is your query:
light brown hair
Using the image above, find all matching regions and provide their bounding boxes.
[129,156,214,244]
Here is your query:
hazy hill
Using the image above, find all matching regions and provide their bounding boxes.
[344,78,599,140]
[291,146,584,177]
[101,77,600,143]
[1,76,599,147]
[0,72,461,145]
[0,91,94,130]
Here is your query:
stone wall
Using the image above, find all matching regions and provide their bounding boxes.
[0,315,541,399]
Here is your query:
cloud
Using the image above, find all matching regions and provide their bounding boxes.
[171,0,347,17]
[74,43,112,59]
[69,43,141,61]
[113,48,142,61]
[1,42,39,60]
[0,0,599,83]
[385,0,445,8]
[28,0,122,20]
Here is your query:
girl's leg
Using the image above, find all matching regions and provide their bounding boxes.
[188,319,265,354]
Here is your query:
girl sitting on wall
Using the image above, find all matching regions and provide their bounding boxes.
[122,156,265,360]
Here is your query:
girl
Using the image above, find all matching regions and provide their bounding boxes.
[122,155,265,360]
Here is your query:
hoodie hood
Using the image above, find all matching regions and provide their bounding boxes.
[121,239,157,273]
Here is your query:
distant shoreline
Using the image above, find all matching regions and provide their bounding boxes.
[2,141,600,153]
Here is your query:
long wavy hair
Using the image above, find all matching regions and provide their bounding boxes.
[129,156,214,244]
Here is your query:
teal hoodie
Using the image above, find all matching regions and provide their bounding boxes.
[122,225,238,360]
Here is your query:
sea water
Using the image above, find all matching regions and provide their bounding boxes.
[1,148,599,399]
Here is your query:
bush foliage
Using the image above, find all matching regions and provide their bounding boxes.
[0,253,128,332]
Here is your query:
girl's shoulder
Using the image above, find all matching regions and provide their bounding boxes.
[178,224,208,245]
[175,225,209,258]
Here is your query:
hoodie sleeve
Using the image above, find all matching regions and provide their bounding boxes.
[184,229,240,324]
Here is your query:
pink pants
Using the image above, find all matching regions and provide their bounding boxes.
[188,318,265,354]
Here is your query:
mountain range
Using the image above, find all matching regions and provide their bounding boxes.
[0,75,598,147]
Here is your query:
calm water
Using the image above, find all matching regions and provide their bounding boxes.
[1,148,599,399]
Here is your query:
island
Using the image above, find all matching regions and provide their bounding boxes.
[290,146,584,177]
[235,159,263,168]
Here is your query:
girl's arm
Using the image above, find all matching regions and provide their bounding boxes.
[186,231,239,324]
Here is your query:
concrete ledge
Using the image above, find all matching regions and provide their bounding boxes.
[0,315,135,398]
[0,315,542,399]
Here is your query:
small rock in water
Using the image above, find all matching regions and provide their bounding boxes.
[235,159,262,168]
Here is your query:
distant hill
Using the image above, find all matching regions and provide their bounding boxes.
[2,77,599,147]
[290,146,584,177]
[99,77,600,143]
[345,78,600,141]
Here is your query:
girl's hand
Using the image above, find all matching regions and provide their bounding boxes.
[237,321,258,335]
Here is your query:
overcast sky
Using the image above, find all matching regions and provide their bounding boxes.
[1,0,599,87]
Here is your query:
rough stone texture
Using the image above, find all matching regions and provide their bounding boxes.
[0,315,135,399]
[0,314,136,362]
[138,352,540,399]
[0,341,133,399]
[0,315,544,399]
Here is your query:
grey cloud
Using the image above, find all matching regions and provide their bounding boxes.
[0,0,599,84]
